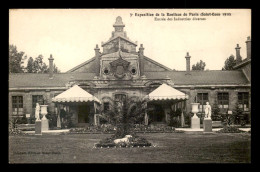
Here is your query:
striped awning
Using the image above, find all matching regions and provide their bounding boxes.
[145,83,188,101]
[52,85,101,104]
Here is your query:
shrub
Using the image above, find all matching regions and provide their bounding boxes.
[9,119,27,135]
[211,99,221,121]
[99,115,109,124]
[221,113,234,126]
[46,113,58,129]
[184,112,192,126]
[61,112,75,129]
[16,115,28,124]
[168,108,182,127]
[216,126,245,133]
[9,128,26,135]
[28,116,35,124]
[233,103,243,125]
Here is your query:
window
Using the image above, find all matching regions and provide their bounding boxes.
[103,102,110,113]
[130,67,137,75]
[114,94,126,102]
[238,92,249,111]
[12,96,23,116]
[218,93,229,113]
[103,67,110,75]
[32,95,44,108]
[197,93,209,112]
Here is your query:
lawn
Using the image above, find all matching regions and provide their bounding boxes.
[9,132,251,163]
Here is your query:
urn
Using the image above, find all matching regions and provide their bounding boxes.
[191,103,200,118]
[40,105,48,120]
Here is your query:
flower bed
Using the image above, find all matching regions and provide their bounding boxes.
[69,124,177,134]
[9,128,28,136]
[132,124,175,133]
[94,134,152,148]
[216,126,246,133]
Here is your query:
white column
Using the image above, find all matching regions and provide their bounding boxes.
[57,104,61,128]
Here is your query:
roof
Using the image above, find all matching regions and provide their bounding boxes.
[9,72,96,88]
[52,85,101,103]
[233,58,251,69]
[146,83,188,100]
[144,70,250,85]
[143,56,172,71]
[9,70,250,89]
[66,57,96,73]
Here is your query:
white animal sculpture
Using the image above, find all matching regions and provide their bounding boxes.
[114,135,132,144]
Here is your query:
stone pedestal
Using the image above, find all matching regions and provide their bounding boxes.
[191,117,200,129]
[41,118,49,131]
[35,120,42,135]
[203,118,212,132]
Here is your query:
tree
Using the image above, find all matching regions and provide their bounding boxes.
[26,55,60,73]
[211,99,221,121]
[51,64,61,73]
[32,55,48,73]
[222,55,236,70]
[233,102,244,125]
[26,57,34,73]
[9,45,27,73]
[192,60,206,70]
[99,98,147,138]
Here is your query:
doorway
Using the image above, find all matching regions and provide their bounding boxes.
[78,105,90,123]
[149,104,165,123]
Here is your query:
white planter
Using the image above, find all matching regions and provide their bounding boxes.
[40,105,49,131]
[40,105,48,120]
[191,103,200,118]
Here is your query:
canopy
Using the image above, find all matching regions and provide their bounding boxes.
[52,85,101,104]
[145,83,188,101]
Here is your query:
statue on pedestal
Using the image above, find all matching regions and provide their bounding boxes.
[204,102,212,119]
[35,103,40,121]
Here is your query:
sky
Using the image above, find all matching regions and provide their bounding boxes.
[9,9,251,72]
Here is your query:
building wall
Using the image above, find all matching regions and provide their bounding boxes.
[9,89,64,119]
[100,57,140,79]
[102,38,136,54]
[96,88,145,102]
[177,87,251,114]
[9,85,251,126]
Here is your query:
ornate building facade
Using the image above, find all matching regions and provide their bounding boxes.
[9,16,251,126]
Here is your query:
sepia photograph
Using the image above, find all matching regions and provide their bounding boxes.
[9,9,251,163]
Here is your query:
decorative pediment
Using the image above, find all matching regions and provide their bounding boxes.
[110,57,130,68]
[109,53,130,79]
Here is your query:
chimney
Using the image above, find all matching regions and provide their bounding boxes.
[246,36,251,59]
[139,44,144,76]
[235,44,242,63]
[94,44,100,76]
[48,54,54,79]
[185,52,191,73]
